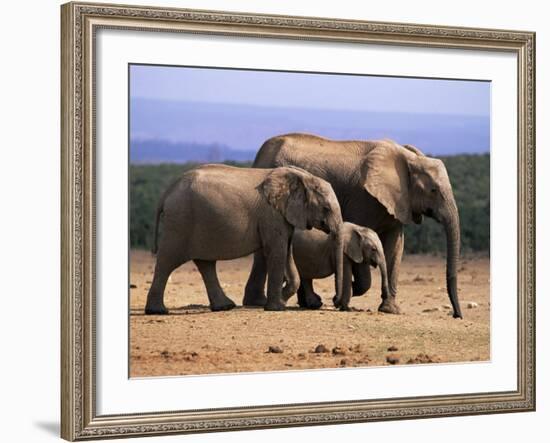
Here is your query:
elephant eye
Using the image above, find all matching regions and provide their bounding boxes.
[430,187,437,194]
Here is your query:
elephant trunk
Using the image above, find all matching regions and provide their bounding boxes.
[442,195,462,319]
[334,225,345,305]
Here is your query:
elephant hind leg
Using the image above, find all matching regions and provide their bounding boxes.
[298,279,323,310]
[145,251,186,315]
[194,260,236,312]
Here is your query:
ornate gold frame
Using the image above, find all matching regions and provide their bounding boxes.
[60,2,536,440]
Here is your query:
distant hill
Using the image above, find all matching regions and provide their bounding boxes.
[130,98,490,161]
[130,139,255,164]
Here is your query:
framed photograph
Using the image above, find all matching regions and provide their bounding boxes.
[61,1,536,440]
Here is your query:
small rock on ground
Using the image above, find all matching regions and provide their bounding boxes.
[332,346,346,356]
[314,344,329,353]
[407,353,440,364]
[267,346,283,354]
[386,355,400,365]
[422,307,441,313]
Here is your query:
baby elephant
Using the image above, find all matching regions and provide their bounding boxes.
[145,164,343,314]
[288,222,390,311]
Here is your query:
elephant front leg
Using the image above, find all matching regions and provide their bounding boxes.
[378,227,403,315]
[243,251,268,307]
[194,260,236,312]
[264,246,288,312]
[333,261,353,311]
[282,244,300,302]
[352,262,372,296]
[298,279,323,309]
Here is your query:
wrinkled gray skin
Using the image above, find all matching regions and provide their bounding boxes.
[244,133,463,319]
[287,222,390,311]
[145,164,343,314]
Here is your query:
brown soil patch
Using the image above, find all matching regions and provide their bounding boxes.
[129,251,490,377]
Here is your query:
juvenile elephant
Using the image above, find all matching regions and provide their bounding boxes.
[287,222,390,311]
[145,164,343,314]
[244,133,463,319]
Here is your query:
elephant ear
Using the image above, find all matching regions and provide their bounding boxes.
[363,143,412,225]
[403,144,425,157]
[260,167,308,229]
[343,225,364,264]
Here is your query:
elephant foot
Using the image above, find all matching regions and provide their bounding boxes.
[299,293,322,310]
[243,292,267,307]
[264,299,286,311]
[210,299,236,312]
[145,304,169,315]
[305,294,323,310]
[452,309,463,319]
[332,295,350,311]
[378,298,402,315]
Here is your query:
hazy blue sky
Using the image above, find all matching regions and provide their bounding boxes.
[130,64,490,116]
[129,64,491,159]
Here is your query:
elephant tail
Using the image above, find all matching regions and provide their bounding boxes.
[151,178,179,254]
[151,203,163,255]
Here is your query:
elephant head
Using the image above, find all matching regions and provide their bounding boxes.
[260,166,344,301]
[334,223,390,310]
[343,224,390,294]
[363,142,463,318]
[260,166,343,233]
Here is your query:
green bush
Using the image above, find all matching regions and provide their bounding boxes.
[130,155,489,254]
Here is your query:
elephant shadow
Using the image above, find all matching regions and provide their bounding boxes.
[130,304,339,316]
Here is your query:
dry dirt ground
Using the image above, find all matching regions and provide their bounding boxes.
[130,250,490,377]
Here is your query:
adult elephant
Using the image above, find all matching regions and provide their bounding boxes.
[243,133,463,319]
